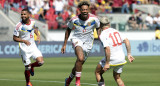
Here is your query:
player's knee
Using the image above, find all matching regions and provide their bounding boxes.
[25,65,31,70]
[38,61,44,66]
[77,58,84,63]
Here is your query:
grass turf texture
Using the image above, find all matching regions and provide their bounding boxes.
[0,56,160,86]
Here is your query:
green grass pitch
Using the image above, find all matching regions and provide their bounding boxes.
[0,56,160,86]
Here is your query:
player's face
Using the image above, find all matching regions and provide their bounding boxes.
[80,5,89,18]
[21,11,29,22]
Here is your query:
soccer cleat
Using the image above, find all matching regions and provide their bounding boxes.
[64,78,70,86]
[30,67,34,76]
[26,82,32,86]
[75,84,81,86]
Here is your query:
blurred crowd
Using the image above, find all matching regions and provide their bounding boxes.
[0,0,160,30]
[128,12,160,30]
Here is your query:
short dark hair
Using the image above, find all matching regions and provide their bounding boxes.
[78,1,90,8]
[22,9,31,14]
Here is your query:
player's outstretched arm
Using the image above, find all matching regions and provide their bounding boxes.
[61,27,72,54]
[13,35,31,46]
[123,38,135,63]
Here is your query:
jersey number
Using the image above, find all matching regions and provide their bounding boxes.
[109,32,122,47]
[30,33,33,38]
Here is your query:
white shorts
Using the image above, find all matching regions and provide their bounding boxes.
[99,58,124,73]
[71,38,93,61]
[20,47,42,66]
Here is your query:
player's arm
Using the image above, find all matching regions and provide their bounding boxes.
[123,38,135,63]
[103,46,110,71]
[13,35,31,46]
[95,17,101,38]
[34,27,40,43]
[96,27,101,37]
[61,27,72,54]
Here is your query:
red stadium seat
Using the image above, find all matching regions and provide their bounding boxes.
[47,20,58,30]
[34,14,39,20]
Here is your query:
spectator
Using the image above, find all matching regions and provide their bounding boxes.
[104,2,112,13]
[145,13,154,30]
[42,0,50,16]
[155,26,160,39]
[56,12,65,29]
[39,9,46,23]
[153,14,160,27]
[131,0,137,13]
[136,12,147,30]
[128,14,138,30]
[29,0,43,15]
[3,0,11,15]
[13,0,20,10]
[90,3,97,15]
[121,0,130,13]
[21,0,27,9]
[53,0,64,14]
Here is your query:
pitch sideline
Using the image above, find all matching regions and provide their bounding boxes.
[0,79,97,86]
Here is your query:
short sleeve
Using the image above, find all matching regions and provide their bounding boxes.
[100,32,109,48]
[13,24,20,37]
[119,32,127,41]
[95,17,100,28]
[67,20,74,29]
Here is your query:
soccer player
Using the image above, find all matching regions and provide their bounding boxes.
[95,16,135,86]
[13,9,44,86]
[61,1,100,86]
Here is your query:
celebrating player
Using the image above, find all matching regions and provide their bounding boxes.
[95,16,135,86]
[61,1,100,86]
[13,9,44,86]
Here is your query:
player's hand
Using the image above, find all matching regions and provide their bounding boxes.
[61,45,66,54]
[128,54,135,63]
[103,63,110,72]
[37,35,41,44]
[23,40,31,46]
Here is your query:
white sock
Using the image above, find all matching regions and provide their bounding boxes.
[76,72,81,77]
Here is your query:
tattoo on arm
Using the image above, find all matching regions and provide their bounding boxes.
[125,39,131,54]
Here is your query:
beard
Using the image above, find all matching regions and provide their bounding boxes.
[82,13,88,18]
[22,17,29,23]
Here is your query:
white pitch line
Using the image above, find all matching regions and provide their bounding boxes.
[0,79,97,86]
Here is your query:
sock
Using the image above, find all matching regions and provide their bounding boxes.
[75,72,81,85]
[120,84,125,86]
[67,73,75,84]
[25,70,30,83]
[31,62,40,68]
[98,82,105,86]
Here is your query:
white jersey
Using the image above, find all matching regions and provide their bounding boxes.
[68,13,100,43]
[13,19,37,53]
[100,28,127,65]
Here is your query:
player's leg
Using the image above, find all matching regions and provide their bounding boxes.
[113,65,125,86]
[95,64,105,86]
[65,55,86,86]
[30,48,44,76]
[25,65,32,86]
[75,46,84,86]
[65,63,76,86]
[21,54,32,86]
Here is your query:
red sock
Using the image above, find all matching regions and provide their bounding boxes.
[31,62,40,67]
[75,72,81,85]
[25,70,30,83]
